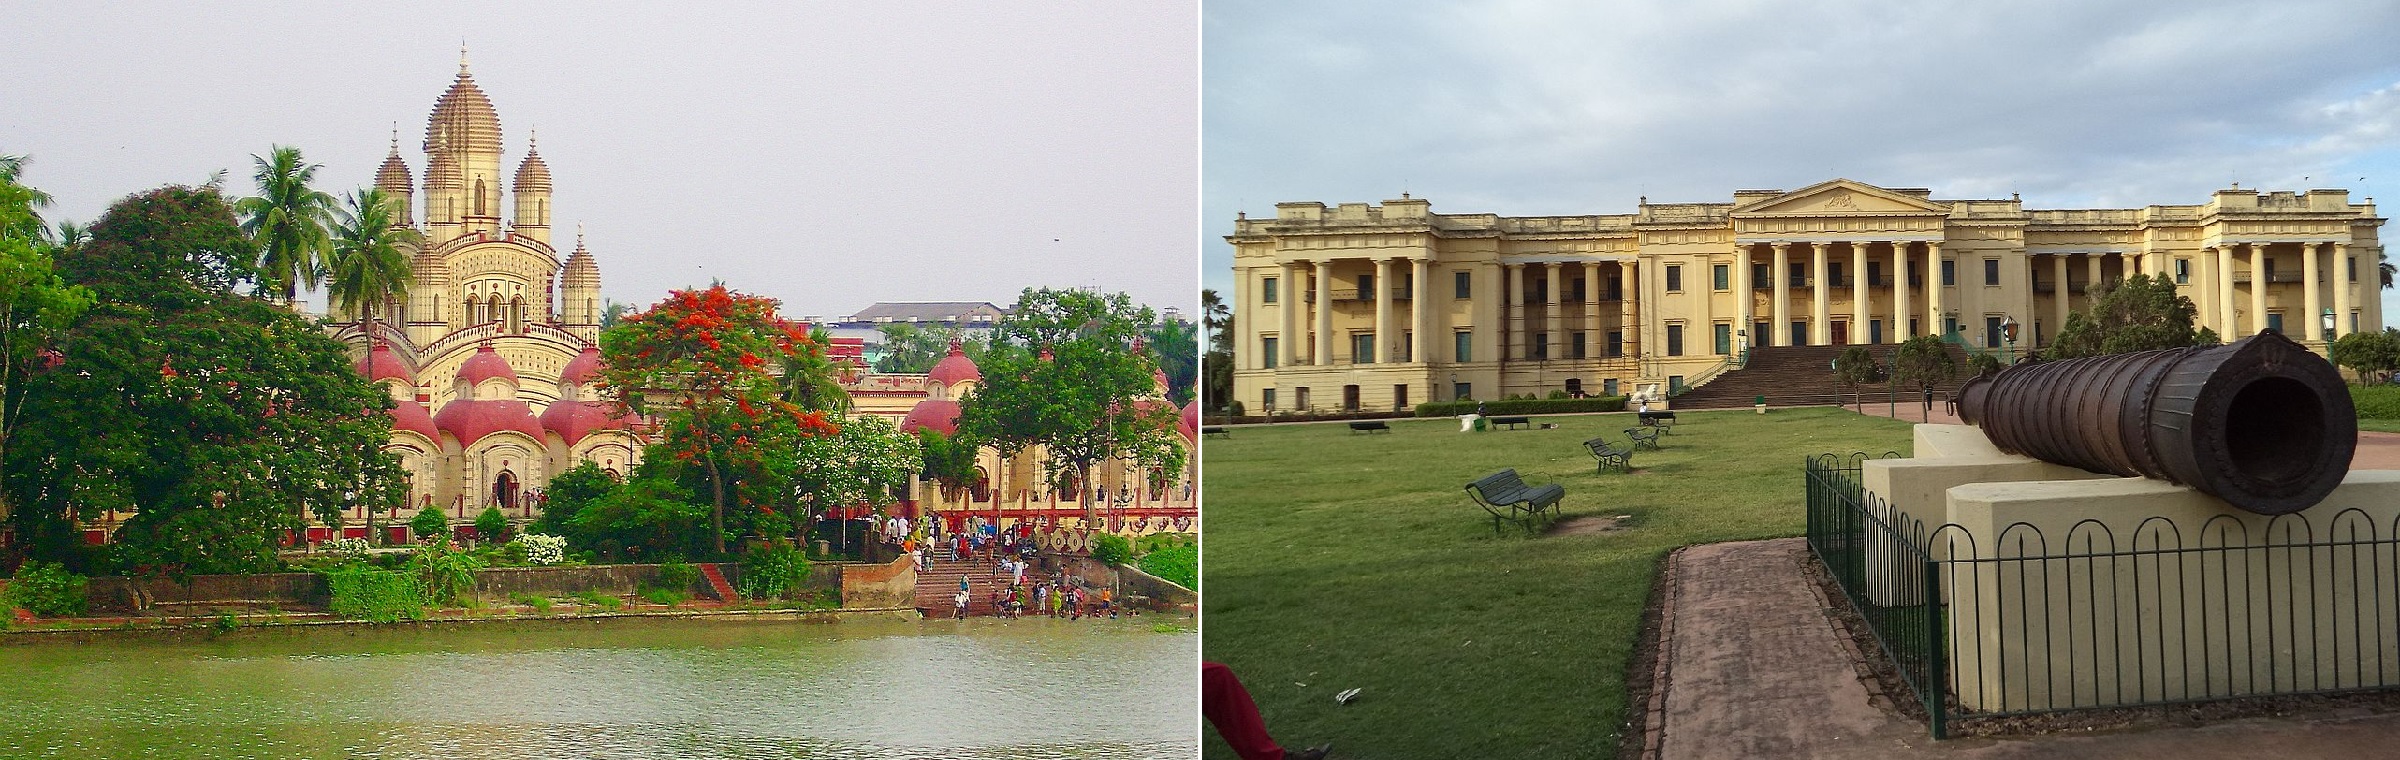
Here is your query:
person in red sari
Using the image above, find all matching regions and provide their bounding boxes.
[1203,661,1330,760]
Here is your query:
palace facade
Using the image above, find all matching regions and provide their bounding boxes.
[1227,179,2387,413]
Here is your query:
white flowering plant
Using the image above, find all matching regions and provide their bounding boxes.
[324,537,371,562]
[512,533,568,566]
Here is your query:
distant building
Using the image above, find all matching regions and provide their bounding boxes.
[824,301,1008,365]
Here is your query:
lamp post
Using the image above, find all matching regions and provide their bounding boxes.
[2001,315,2020,362]
[2324,307,2338,343]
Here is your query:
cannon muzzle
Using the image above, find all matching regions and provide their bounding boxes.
[1953,331,2355,515]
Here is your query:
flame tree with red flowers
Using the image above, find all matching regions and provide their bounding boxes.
[597,285,839,556]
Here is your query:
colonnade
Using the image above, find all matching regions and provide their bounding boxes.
[1273,258,1435,366]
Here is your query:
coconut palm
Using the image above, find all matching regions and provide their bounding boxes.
[0,154,53,242]
[235,146,337,303]
[326,186,419,543]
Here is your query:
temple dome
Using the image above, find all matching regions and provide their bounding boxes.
[560,343,604,386]
[433,397,543,447]
[356,343,416,384]
[423,143,462,190]
[425,61,502,155]
[540,399,630,446]
[513,144,551,192]
[928,342,980,387]
[457,344,519,387]
[389,397,439,442]
[374,144,414,197]
[1180,399,1199,441]
[899,397,962,435]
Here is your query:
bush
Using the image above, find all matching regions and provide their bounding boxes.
[1227,400,1245,417]
[324,567,424,623]
[475,507,509,542]
[408,538,485,607]
[512,534,567,566]
[1091,533,1133,566]
[323,537,370,562]
[2354,385,2400,419]
[639,586,688,606]
[656,558,701,592]
[1138,544,1196,590]
[409,508,449,541]
[1967,352,2004,377]
[571,590,623,610]
[510,593,553,616]
[1414,395,1628,417]
[736,544,812,601]
[5,561,88,617]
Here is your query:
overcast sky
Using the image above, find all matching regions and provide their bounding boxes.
[4,2,1197,320]
[1204,0,2400,322]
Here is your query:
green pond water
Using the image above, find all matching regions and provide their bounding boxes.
[0,616,1197,759]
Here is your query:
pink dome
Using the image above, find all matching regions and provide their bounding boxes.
[389,398,439,442]
[433,398,544,447]
[540,399,632,446]
[899,397,962,435]
[928,342,980,387]
[356,343,415,384]
[1180,400,1199,441]
[560,343,605,385]
[457,344,519,386]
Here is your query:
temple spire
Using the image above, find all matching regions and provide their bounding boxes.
[459,41,470,73]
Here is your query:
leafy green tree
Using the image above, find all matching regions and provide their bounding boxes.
[1147,314,1198,406]
[956,288,1184,521]
[409,507,449,540]
[2194,326,2222,347]
[780,324,852,416]
[0,156,94,524]
[790,413,920,545]
[533,460,620,539]
[7,185,404,575]
[2044,274,2203,359]
[873,322,970,374]
[1201,288,1233,411]
[600,299,634,330]
[599,285,838,555]
[1891,335,1958,414]
[325,187,418,542]
[234,146,335,303]
[565,463,712,561]
[475,506,509,543]
[1831,345,1884,411]
[917,428,982,501]
[2330,329,2400,385]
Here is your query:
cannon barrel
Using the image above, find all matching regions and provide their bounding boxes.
[1953,331,2355,515]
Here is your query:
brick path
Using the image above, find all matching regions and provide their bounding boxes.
[1654,538,2400,759]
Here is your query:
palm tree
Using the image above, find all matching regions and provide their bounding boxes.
[0,154,53,242]
[50,220,87,249]
[781,325,853,415]
[326,186,419,544]
[1201,288,1232,354]
[235,146,337,304]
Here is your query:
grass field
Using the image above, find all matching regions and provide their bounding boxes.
[1199,407,1914,759]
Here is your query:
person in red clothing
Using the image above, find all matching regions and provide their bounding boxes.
[1203,661,1330,760]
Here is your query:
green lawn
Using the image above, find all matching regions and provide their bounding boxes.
[1200,407,1914,759]
[2358,417,2400,434]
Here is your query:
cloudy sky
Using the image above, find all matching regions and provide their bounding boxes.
[5,2,1197,319]
[1204,0,2400,320]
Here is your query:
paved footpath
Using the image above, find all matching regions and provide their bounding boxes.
[1656,538,2400,759]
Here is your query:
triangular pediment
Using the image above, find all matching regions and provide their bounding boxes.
[1731,179,1949,216]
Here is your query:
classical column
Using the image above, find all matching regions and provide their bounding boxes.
[1585,261,1603,358]
[2216,244,2238,337]
[1373,257,1393,364]
[1507,263,1526,361]
[1278,262,1300,368]
[1926,242,1944,340]
[1545,262,1564,360]
[1732,245,1752,342]
[2249,244,2268,336]
[1770,243,1792,346]
[1313,260,1334,364]
[2116,252,2133,284]
[2303,242,2323,344]
[2087,254,2103,304]
[1892,242,1912,340]
[1411,258,1431,362]
[1621,260,1639,356]
[2334,243,2353,338]
[1811,242,1831,345]
[1850,241,1869,344]
[2051,254,2070,343]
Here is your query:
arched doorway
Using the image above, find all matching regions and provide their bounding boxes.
[493,470,519,510]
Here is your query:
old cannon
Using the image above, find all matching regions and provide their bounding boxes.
[1953,331,2355,515]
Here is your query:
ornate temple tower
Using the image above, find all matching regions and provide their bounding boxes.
[372,129,415,227]
[560,229,602,341]
[426,50,505,239]
[512,132,552,245]
[422,133,463,244]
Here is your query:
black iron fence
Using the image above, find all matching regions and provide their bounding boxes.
[1805,454,2400,739]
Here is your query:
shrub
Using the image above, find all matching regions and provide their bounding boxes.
[475,507,509,543]
[571,590,623,610]
[656,559,701,592]
[409,508,449,541]
[2354,385,2400,419]
[512,534,567,566]
[408,538,485,607]
[323,537,371,562]
[1138,544,1196,590]
[1414,396,1628,417]
[1967,352,2003,377]
[1091,533,1133,566]
[1547,389,1570,400]
[1227,400,1245,417]
[737,544,812,601]
[510,593,553,616]
[1134,532,1192,555]
[324,566,424,623]
[5,561,88,617]
[639,586,688,606]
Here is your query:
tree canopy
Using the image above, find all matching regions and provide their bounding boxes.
[2330,329,2400,385]
[234,146,335,303]
[0,156,95,525]
[1891,335,1958,394]
[874,322,974,374]
[955,288,1183,516]
[2043,273,2203,359]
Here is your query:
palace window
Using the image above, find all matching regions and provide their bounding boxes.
[1983,259,2000,286]
[1941,259,1956,286]
[1666,324,1685,356]
[1295,387,1311,411]
[1713,264,1729,291]
[1607,331,1624,358]
[1531,332,1550,360]
[1789,262,1806,287]
[1260,337,1278,369]
[1608,274,1624,300]
[1603,378,1619,396]
[1867,261,1883,286]
[1357,273,1375,301]
[1530,277,1548,303]
[1829,262,1845,287]
[1571,331,1587,359]
[1452,382,1472,402]
[1352,334,1375,364]
[1754,262,1771,289]
[1714,323,1731,355]
[1262,388,1276,411]
[1665,265,1683,293]
[1393,384,1409,410]
[1455,271,1473,299]
[1262,277,1279,304]
[2175,259,2190,285]
[1568,277,1586,302]
[1454,331,1473,363]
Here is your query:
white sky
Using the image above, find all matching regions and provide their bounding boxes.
[3,2,1199,320]
[1203,0,2400,324]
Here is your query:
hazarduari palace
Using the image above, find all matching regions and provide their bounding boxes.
[1227,179,2386,413]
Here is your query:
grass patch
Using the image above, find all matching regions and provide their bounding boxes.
[570,591,624,611]
[510,593,554,616]
[638,586,689,606]
[1199,407,1912,759]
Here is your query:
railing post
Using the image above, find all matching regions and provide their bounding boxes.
[1922,557,1947,740]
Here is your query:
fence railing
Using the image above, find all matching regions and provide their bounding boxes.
[1805,454,2400,739]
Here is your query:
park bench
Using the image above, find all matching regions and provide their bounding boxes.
[1202,426,1231,439]
[1625,426,1662,451]
[1488,416,1532,430]
[1638,410,1678,431]
[1463,468,1565,535]
[1348,420,1391,433]
[1584,437,1633,474]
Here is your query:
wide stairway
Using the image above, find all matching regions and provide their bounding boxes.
[1672,343,1977,410]
[912,550,1060,618]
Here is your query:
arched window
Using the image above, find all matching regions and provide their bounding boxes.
[509,296,525,333]
[473,179,487,217]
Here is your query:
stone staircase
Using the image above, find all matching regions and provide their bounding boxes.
[697,563,739,602]
[912,555,1057,618]
[1671,343,1977,409]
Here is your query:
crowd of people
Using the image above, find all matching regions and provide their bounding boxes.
[894,512,1135,622]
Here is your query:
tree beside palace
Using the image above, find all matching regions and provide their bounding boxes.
[956,288,1185,519]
